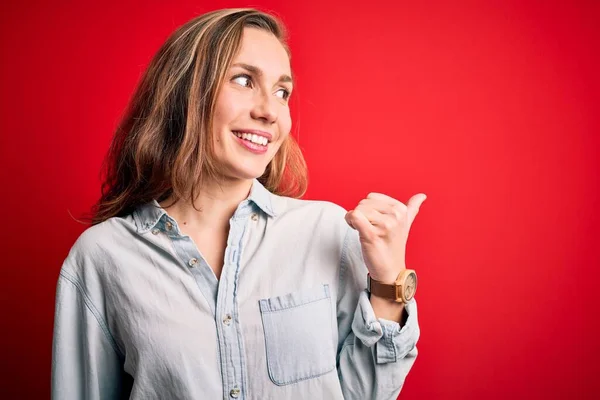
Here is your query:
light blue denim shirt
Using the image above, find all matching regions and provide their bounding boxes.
[52,179,419,400]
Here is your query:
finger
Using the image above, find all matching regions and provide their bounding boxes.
[358,198,405,216]
[366,192,399,206]
[406,193,427,225]
[355,204,387,226]
[345,209,376,239]
[364,193,408,221]
[354,206,401,238]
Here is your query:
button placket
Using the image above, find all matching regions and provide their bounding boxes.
[215,213,247,400]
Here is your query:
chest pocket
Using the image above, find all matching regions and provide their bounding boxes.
[259,284,336,386]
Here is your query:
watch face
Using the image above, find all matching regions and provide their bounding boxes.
[404,272,417,301]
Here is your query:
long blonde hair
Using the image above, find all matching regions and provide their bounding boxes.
[91,8,307,225]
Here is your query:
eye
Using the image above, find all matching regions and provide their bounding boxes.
[275,88,291,101]
[232,73,291,101]
[232,74,252,88]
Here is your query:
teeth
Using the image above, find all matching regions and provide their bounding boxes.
[234,131,268,146]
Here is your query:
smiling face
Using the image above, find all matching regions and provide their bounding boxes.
[211,27,293,182]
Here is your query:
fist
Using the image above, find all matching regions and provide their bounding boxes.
[345,192,427,283]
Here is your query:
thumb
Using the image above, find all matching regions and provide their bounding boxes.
[406,193,427,225]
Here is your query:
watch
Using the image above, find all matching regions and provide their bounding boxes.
[367,269,418,303]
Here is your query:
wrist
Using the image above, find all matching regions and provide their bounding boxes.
[369,293,407,323]
[367,268,417,305]
[370,267,406,284]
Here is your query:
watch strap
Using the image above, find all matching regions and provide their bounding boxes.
[367,269,417,303]
[367,274,399,300]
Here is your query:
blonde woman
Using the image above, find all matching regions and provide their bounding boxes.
[52,8,425,400]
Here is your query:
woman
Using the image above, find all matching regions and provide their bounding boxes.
[52,8,425,400]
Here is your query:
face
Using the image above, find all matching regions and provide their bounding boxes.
[211,27,293,182]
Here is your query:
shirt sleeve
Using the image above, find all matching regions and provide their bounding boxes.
[336,225,420,400]
[51,269,124,400]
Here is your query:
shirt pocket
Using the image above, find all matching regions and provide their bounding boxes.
[258,283,336,386]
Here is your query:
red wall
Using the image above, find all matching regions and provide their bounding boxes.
[1,0,598,398]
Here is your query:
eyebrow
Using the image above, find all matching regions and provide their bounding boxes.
[231,62,293,86]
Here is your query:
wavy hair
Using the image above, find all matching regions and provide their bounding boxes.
[90,8,307,225]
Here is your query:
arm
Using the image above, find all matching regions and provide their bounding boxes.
[51,270,123,400]
[336,226,420,400]
[370,293,409,325]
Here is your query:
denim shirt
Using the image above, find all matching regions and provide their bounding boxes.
[51,179,420,400]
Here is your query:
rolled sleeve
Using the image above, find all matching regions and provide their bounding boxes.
[336,223,420,398]
[351,290,420,364]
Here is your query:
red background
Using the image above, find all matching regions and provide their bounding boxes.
[1,0,599,398]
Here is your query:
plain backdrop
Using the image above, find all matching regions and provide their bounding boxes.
[1,0,599,398]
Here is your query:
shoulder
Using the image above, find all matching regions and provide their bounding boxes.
[277,196,362,253]
[275,195,348,220]
[271,194,353,243]
[60,215,138,279]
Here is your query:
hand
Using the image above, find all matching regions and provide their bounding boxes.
[345,192,427,283]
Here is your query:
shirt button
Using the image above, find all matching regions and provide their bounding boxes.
[230,387,241,398]
[151,229,160,235]
[251,213,258,221]
[165,221,173,231]
[188,258,198,267]
[223,314,232,325]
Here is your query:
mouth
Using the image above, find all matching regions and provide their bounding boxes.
[232,131,270,146]
[232,131,270,154]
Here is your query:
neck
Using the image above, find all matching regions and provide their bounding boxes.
[160,177,254,231]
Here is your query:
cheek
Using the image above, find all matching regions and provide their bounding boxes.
[212,95,241,145]
[279,109,293,139]
[214,88,245,125]
[213,105,232,129]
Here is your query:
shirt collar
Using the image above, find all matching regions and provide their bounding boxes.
[132,200,167,234]
[248,178,278,218]
[133,178,279,233]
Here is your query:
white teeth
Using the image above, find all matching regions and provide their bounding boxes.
[234,131,268,146]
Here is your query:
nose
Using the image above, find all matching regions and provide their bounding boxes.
[250,92,277,124]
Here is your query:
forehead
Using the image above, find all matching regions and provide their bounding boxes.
[233,27,291,76]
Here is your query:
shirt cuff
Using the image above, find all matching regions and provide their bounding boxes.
[351,289,420,364]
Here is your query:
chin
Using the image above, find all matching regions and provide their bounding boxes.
[222,164,268,181]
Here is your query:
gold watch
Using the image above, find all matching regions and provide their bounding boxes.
[367,269,418,303]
